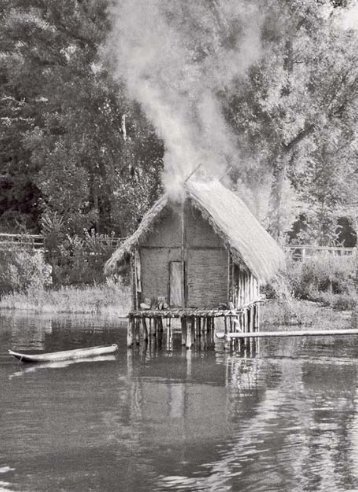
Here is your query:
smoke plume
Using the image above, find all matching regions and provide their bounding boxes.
[107,0,262,198]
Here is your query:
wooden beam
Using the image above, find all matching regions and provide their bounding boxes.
[181,200,185,308]
[216,328,358,340]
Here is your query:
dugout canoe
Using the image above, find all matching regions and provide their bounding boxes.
[8,344,119,363]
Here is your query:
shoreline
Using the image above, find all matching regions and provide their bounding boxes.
[0,284,131,317]
[0,288,354,331]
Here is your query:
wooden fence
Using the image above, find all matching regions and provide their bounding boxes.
[286,245,357,261]
[0,233,44,250]
[0,233,124,252]
[0,234,356,261]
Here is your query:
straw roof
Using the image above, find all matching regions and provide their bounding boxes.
[105,179,285,282]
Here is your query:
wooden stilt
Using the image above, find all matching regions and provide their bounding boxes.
[166,324,172,351]
[202,317,206,335]
[181,317,187,346]
[255,303,260,332]
[142,318,148,341]
[127,318,134,347]
[249,307,253,333]
[135,319,140,344]
[186,318,193,349]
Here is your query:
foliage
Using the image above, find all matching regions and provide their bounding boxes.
[44,228,119,286]
[1,0,358,249]
[0,278,131,315]
[0,249,52,295]
[261,299,354,326]
[286,254,356,303]
[0,0,163,236]
[225,0,358,241]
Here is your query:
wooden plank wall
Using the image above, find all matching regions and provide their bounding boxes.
[232,264,259,308]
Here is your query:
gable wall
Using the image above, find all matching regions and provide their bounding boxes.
[137,201,250,308]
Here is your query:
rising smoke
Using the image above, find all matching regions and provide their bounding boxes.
[107,0,262,198]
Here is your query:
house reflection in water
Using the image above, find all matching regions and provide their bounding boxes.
[123,344,263,451]
[114,337,358,491]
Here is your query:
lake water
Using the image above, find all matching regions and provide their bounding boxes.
[1,312,358,491]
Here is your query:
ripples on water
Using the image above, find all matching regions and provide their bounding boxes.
[1,312,358,491]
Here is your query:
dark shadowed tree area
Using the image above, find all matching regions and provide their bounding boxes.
[0,0,164,239]
[0,0,357,284]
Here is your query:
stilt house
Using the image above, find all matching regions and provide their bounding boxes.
[105,179,284,313]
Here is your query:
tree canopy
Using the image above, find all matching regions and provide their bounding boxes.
[0,0,357,246]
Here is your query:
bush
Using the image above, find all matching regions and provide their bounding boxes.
[264,253,357,310]
[45,230,117,286]
[0,249,52,295]
[286,254,356,301]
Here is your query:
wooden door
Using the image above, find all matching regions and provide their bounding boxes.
[169,261,183,307]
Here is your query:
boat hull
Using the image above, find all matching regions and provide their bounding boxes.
[8,344,118,363]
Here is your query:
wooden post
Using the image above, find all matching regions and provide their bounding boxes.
[131,256,137,311]
[166,323,173,351]
[181,317,187,346]
[255,303,260,332]
[186,317,193,349]
[197,317,201,338]
[127,318,134,347]
[135,319,140,344]
[227,251,232,303]
[202,317,206,335]
[142,318,148,341]
[224,317,231,351]
[250,306,254,333]
[181,199,186,308]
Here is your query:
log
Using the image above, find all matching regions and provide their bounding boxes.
[216,328,358,340]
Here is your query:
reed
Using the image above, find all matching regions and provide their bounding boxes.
[0,280,131,316]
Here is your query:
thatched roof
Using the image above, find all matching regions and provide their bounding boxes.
[105,179,285,282]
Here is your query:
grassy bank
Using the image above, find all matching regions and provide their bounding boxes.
[261,299,354,330]
[0,282,131,316]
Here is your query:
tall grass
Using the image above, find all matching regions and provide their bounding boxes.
[266,253,357,311]
[0,279,131,316]
[261,299,353,329]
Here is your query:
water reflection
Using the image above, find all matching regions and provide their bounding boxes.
[1,313,358,491]
[9,355,117,379]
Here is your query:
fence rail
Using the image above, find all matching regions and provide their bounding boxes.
[0,233,44,250]
[0,233,124,252]
[0,234,356,260]
[286,245,357,261]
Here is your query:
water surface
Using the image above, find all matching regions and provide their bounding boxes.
[1,312,358,491]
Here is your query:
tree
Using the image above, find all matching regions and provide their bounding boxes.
[0,0,164,236]
[224,0,358,241]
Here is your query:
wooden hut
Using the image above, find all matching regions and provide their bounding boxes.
[105,179,285,347]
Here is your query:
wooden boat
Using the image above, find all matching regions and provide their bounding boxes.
[8,344,118,363]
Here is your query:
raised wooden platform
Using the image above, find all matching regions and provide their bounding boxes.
[127,301,261,349]
[129,308,243,318]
